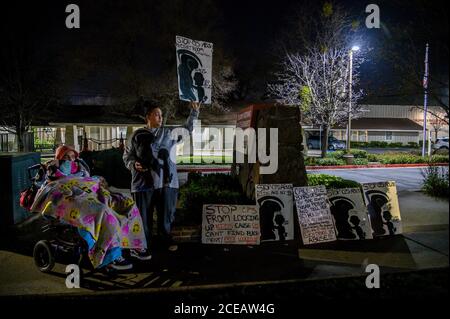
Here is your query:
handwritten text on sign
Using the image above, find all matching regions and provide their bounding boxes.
[202,205,260,245]
[293,185,337,245]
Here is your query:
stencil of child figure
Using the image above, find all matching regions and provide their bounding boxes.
[274,214,287,241]
[382,211,397,235]
[349,215,366,240]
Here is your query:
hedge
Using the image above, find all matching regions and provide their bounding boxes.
[307,174,360,189]
[349,141,420,148]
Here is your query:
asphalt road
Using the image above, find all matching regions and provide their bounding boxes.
[308,166,449,191]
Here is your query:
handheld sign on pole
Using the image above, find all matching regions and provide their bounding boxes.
[176,35,213,104]
[293,185,337,245]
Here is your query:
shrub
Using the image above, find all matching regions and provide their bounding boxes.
[350,142,369,148]
[304,157,317,166]
[326,151,345,159]
[178,173,250,224]
[367,154,379,162]
[377,154,427,164]
[353,158,369,165]
[422,166,449,198]
[389,142,404,148]
[350,149,368,158]
[409,149,423,156]
[307,174,360,189]
[316,158,345,166]
[430,155,450,163]
[369,141,389,148]
[434,148,449,155]
[408,142,420,148]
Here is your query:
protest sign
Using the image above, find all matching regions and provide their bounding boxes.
[202,204,260,245]
[327,188,373,240]
[362,181,402,237]
[293,185,337,245]
[255,184,294,241]
[176,35,213,104]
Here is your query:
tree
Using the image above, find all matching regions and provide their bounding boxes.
[0,3,65,151]
[268,2,365,157]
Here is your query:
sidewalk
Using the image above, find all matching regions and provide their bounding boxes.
[1,184,447,298]
[0,222,447,297]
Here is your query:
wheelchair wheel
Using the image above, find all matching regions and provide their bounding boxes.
[33,240,55,273]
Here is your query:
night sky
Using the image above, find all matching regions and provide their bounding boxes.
[1,0,448,103]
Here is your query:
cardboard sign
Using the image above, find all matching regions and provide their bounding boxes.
[255,184,294,242]
[362,181,402,237]
[327,188,373,240]
[176,35,213,104]
[293,185,337,245]
[202,204,260,245]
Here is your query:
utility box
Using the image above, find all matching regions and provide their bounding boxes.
[0,152,41,229]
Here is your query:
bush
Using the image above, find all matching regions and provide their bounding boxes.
[326,150,345,159]
[434,148,449,155]
[350,141,369,148]
[367,154,379,162]
[316,158,345,166]
[377,154,427,164]
[430,155,450,163]
[389,142,404,148]
[409,149,423,156]
[178,173,250,224]
[368,141,389,148]
[307,174,360,189]
[326,149,368,160]
[350,149,368,158]
[353,158,369,165]
[408,142,420,148]
[422,166,449,198]
[304,157,317,166]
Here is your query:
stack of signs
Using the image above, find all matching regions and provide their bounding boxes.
[362,181,402,237]
[255,184,294,242]
[327,188,373,240]
[293,185,337,245]
[202,204,260,245]
[175,35,213,104]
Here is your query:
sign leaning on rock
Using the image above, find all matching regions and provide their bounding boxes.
[361,181,403,237]
[255,184,294,242]
[327,188,373,240]
[202,204,260,245]
[293,185,337,245]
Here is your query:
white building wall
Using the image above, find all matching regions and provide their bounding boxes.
[361,104,449,139]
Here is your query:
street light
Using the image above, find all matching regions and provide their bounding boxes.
[346,45,360,154]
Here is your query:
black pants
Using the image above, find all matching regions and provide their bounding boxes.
[132,187,178,247]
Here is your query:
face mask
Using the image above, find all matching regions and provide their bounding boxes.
[59,160,78,175]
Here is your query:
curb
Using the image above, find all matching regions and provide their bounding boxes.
[306,163,449,170]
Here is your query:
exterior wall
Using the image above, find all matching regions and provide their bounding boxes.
[367,131,419,143]
[362,104,449,140]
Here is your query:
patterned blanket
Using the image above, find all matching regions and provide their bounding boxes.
[30,176,147,268]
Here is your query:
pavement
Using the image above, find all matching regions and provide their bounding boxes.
[308,166,444,191]
[0,166,448,302]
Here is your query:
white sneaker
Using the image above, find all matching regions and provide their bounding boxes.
[110,256,133,270]
[130,249,152,261]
